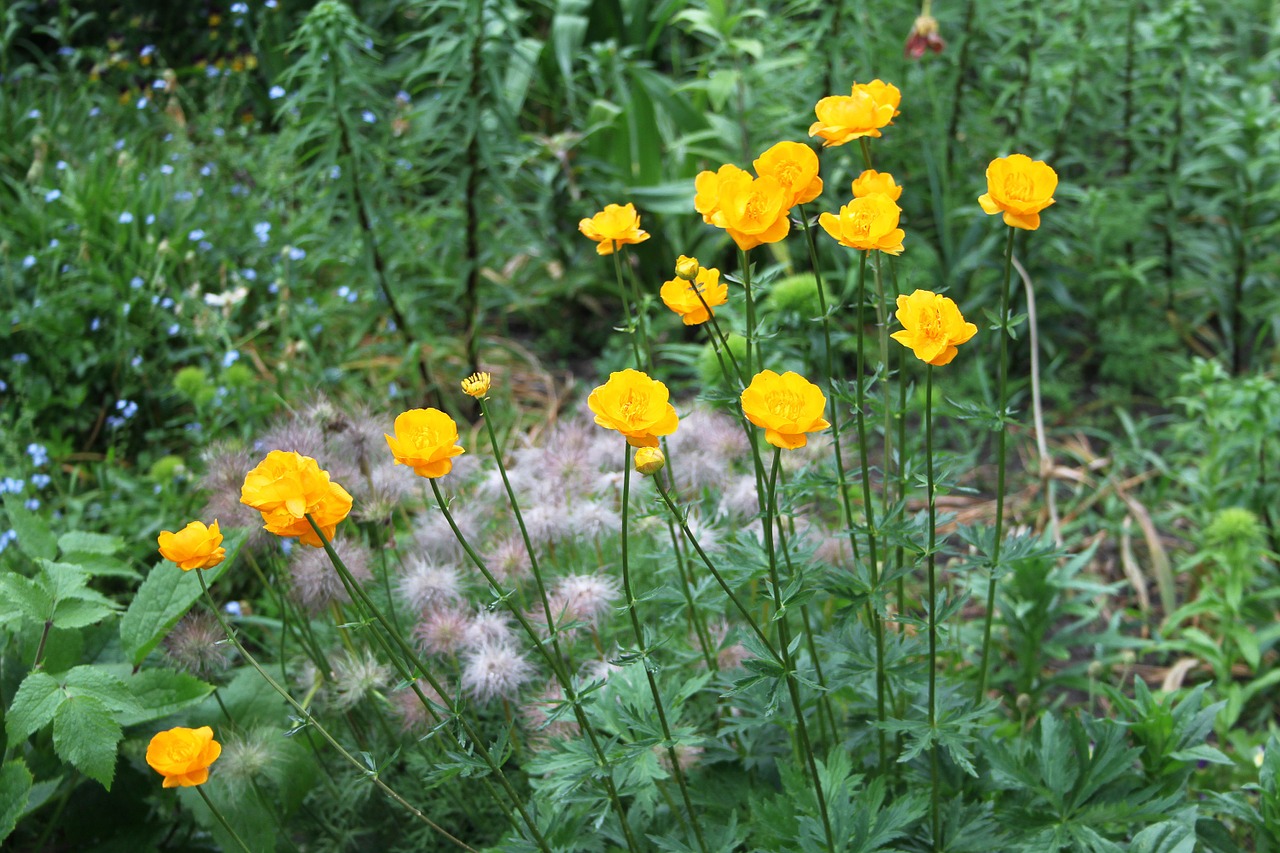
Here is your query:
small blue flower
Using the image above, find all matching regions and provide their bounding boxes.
[90,317,101,332]
[131,355,142,368]
[24,499,39,511]
[206,66,220,79]
[225,601,244,616]
[56,160,67,170]
[27,443,48,466]
[329,165,342,180]
[198,240,213,252]
[12,353,30,364]
[361,110,376,124]
[160,164,174,175]
[113,139,125,151]
[288,247,306,261]
[152,79,166,90]
[222,350,240,368]
[136,98,148,110]
[27,109,40,119]
[254,221,271,243]
[200,164,213,177]
[0,530,16,554]
[119,211,134,223]
[242,269,258,281]
[0,379,7,392]
[22,255,35,269]
[174,191,193,202]
[389,381,399,398]
[141,45,155,58]
[89,107,100,117]
[44,189,61,203]
[48,239,58,249]
[146,214,156,224]
[31,473,51,489]
[269,85,286,100]
[1,477,24,493]
[168,323,180,336]
[188,229,206,242]
[213,127,225,137]
[161,297,174,309]
[130,276,144,289]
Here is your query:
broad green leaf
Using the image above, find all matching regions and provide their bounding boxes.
[6,672,62,742]
[0,573,53,624]
[2,494,57,562]
[55,552,139,580]
[56,531,124,556]
[0,760,33,844]
[62,666,139,716]
[52,695,121,790]
[117,669,215,727]
[119,533,238,666]
[51,597,119,630]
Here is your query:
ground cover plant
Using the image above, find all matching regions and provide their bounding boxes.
[2,0,1280,850]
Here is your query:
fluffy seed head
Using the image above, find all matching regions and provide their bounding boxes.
[413,605,472,656]
[484,535,532,585]
[390,679,451,732]
[464,608,516,651]
[549,573,619,630]
[288,536,372,614]
[461,643,533,703]
[331,649,392,710]
[397,558,463,612]
[163,610,236,678]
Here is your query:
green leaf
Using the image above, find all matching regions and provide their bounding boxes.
[119,534,238,666]
[56,531,124,556]
[117,669,215,727]
[6,672,63,742]
[2,493,57,561]
[0,759,33,844]
[62,666,139,716]
[52,695,121,790]
[51,597,119,630]
[0,572,53,625]
[1129,807,1197,853]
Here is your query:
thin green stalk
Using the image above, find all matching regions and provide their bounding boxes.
[420,488,643,853]
[925,365,941,850]
[193,570,479,852]
[764,450,835,853]
[853,250,888,771]
[195,786,256,853]
[611,243,644,367]
[797,205,863,568]
[975,227,1016,701]
[653,480,783,664]
[741,248,757,377]
[622,449,710,853]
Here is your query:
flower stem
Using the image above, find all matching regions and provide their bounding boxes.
[622,448,710,853]
[764,450,835,853]
[925,364,941,851]
[419,489,643,853]
[611,243,644,367]
[741,248,756,377]
[195,785,256,853]
[853,250,888,773]
[797,205,862,568]
[194,569,480,852]
[975,226,1015,702]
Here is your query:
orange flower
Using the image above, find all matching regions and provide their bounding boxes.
[588,369,679,448]
[578,203,650,255]
[694,164,749,224]
[660,263,727,325]
[809,88,895,147]
[385,408,466,478]
[740,370,831,450]
[146,726,222,788]
[978,154,1058,230]
[240,451,353,547]
[890,289,977,366]
[855,79,902,117]
[712,170,791,251]
[818,194,905,255]
[157,520,226,571]
[851,169,902,201]
[753,141,823,208]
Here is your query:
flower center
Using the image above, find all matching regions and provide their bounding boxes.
[766,389,803,420]
[618,389,650,424]
[410,426,440,450]
[744,191,767,224]
[847,207,875,237]
[775,161,800,189]
[920,306,944,341]
[1003,172,1033,201]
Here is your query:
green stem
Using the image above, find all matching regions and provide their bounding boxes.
[797,205,862,568]
[611,243,644,368]
[975,226,1016,701]
[421,488,643,853]
[195,785,256,853]
[764,450,835,853]
[193,570,479,852]
[925,365,941,851]
[741,248,757,377]
[622,449,710,853]
[853,250,888,771]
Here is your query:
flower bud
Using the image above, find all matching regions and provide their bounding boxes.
[674,255,701,281]
[634,446,666,476]
[461,371,491,398]
[905,14,945,59]
[1015,693,1032,714]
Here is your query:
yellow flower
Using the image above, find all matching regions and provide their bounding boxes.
[753,141,823,208]
[851,169,902,201]
[461,372,491,398]
[385,409,466,479]
[809,88,895,147]
[578,203,650,255]
[660,264,727,326]
[818,194,905,255]
[741,370,831,450]
[146,726,222,788]
[674,254,701,281]
[588,369,679,448]
[240,451,353,547]
[977,153,1058,231]
[712,170,792,251]
[855,79,902,117]
[890,289,978,366]
[157,521,226,571]
[634,446,666,476]
[694,164,749,224]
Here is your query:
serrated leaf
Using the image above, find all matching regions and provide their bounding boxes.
[3,494,57,561]
[0,573,53,624]
[119,534,238,666]
[0,760,33,844]
[52,695,121,790]
[62,666,139,716]
[52,552,139,580]
[117,669,215,727]
[51,597,119,630]
[6,672,63,742]
[56,531,124,556]
[1128,807,1197,853]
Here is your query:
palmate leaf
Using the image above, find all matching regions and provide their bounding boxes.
[52,695,122,790]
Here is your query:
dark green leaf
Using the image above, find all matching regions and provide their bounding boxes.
[52,695,122,790]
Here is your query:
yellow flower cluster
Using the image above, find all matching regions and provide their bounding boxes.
[694,140,822,251]
[809,80,901,147]
[660,259,727,326]
[578,203,650,255]
[240,451,354,547]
